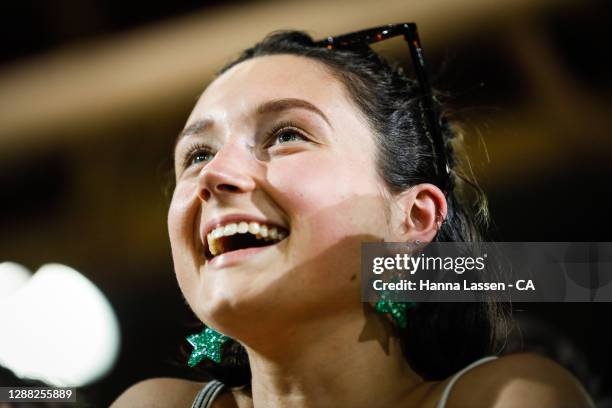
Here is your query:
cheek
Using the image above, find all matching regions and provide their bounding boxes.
[268,150,384,224]
[168,182,198,243]
[167,181,201,291]
[268,152,388,267]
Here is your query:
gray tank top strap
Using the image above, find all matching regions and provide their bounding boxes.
[191,379,226,408]
[190,357,497,408]
[436,356,498,408]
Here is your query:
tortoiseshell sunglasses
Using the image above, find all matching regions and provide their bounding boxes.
[315,23,450,193]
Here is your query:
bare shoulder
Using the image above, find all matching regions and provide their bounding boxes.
[110,377,205,408]
[440,353,594,408]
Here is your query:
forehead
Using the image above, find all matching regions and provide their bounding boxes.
[189,54,354,122]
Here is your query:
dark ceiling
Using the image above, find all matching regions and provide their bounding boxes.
[0,0,231,64]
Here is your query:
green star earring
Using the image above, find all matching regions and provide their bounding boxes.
[375,292,416,329]
[375,241,420,329]
[186,327,230,366]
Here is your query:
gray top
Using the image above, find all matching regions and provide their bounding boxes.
[191,356,498,408]
[435,356,498,408]
[191,379,225,408]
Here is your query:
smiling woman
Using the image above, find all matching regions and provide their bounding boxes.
[111,27,594,408]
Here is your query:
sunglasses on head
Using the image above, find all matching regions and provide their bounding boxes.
[315,23,450,193]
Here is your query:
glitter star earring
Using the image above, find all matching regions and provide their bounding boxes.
[375,239,419,329]
[186,327,230,366]
[375,292,416,329]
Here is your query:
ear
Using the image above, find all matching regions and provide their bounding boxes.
[392,183,447,243]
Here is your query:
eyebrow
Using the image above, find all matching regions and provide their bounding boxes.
[178,118,214,141]
[176,98,332,142]
[255,98,332,129]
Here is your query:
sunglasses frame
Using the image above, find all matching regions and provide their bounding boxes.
[315,23,450,193]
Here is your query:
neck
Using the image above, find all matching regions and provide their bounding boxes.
[241,306,424,408]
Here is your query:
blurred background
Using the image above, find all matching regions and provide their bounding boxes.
[1,0,611,406]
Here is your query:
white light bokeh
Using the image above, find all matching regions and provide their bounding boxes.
[0,262,32,300]
[0,263,120,387]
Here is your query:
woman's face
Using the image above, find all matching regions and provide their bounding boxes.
[169,54,398,336]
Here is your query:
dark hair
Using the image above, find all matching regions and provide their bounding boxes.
[182,30,508,386]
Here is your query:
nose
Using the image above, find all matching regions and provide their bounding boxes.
[197,142,257,202]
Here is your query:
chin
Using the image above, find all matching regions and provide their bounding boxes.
[192,276,280,336]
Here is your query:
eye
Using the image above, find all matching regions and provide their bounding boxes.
[182,143,215,169]
[267,120,309,148]
[273,129,307,145]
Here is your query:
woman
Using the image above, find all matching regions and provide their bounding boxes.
[113,26,593,407]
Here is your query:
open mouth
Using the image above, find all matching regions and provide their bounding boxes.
[204,221,289,261]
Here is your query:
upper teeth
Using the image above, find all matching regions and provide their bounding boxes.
[206,221,287,257]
